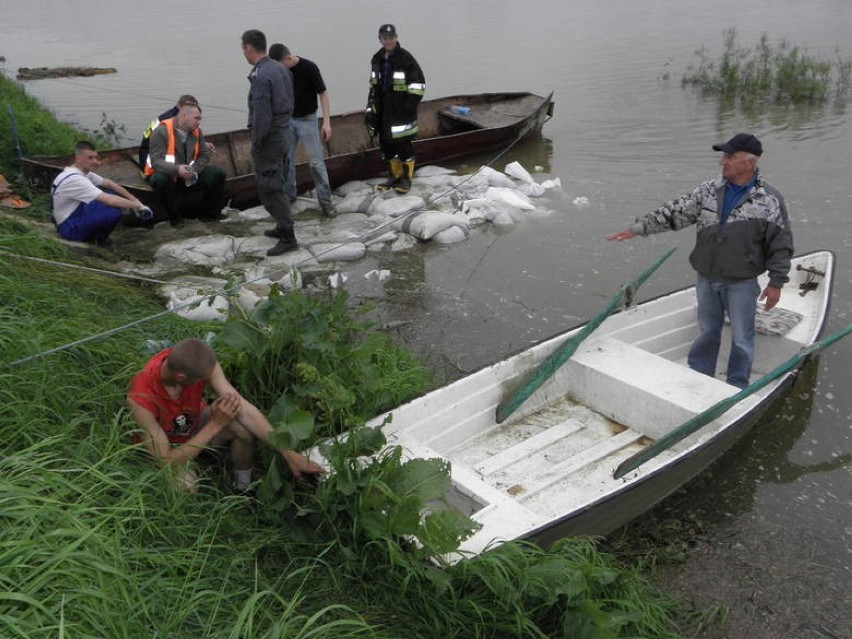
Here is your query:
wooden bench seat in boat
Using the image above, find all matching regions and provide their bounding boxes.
[563,336,738,440]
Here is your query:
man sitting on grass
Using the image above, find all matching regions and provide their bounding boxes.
[127,338,323,492]
[51,141,151,245]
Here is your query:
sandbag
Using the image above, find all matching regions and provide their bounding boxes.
[154,235,237,266]
[309,242,367,263]
[484,187,534,210]
[396,211,469,241]
[504,161,534,183]
[371,194,426,218]
[477,166,516,188]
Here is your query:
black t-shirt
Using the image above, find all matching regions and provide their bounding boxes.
[290,57,327,118]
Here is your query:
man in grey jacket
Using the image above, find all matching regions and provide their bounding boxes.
[241,29,297,256]
[607,133,793,388]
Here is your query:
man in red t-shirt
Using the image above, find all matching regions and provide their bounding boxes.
[127,337,322,491]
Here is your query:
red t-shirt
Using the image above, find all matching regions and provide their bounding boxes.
[127,348,208,444]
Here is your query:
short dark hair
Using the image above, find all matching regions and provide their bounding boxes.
[269,43,290,62]
[74,140,96,155]
[241,29,267,53]
[177,94,198,107]
[167,338,217,379]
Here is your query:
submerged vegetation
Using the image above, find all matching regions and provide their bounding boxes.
[682,29,852,107]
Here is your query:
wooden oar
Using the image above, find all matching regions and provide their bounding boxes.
[496,246,676,423]
[613,322,852,479]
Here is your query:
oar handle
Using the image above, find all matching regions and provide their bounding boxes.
[614,322,852,479]
[496,247,676,423]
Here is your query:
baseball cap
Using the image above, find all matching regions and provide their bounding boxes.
[378,23,397,37]
[712,133,763,156]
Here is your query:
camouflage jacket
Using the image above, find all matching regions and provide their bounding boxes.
[630,172,793,288]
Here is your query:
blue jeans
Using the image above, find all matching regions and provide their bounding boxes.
[284,114,332,206]
[688,275,760,389]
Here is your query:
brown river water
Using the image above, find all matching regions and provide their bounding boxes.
[2,1,850,636]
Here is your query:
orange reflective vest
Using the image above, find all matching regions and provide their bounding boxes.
[143,118,201,177]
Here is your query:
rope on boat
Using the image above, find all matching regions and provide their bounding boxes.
[2,119,541,370]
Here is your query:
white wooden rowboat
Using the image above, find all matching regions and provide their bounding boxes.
[361,250,836,561]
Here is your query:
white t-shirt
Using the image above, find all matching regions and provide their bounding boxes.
[51,167,105,225]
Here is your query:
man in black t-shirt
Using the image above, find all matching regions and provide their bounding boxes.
[269,43,337,217]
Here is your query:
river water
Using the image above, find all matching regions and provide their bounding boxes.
[2,1,850,635]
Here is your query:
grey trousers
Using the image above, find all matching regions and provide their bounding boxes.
[253,126,293,233]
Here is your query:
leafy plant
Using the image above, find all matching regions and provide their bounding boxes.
[682,29,852,106]
[217,287,431,435]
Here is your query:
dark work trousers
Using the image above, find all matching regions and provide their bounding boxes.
[253,126,294,234]
[379,135,414,162]
[148,166,226,223]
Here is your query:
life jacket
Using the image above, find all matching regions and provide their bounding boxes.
[143,118,200,177]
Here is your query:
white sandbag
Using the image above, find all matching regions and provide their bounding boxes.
[233,205,271,222]
[432,225,470,244]
[390,234,419,252]
[477,166,517,188]
[484,186,534,210]
[411,174,460,189]
[309,242,367,263]
[414,165,457,177]
[336,193,375,214]
[573,196,591,208]
[396,211,469,241]
[504,161,534,184]
[364,269,391,281]
[371,194,426,218]
[167,291,230,322]
[154,235,237,266]
[517,182,547,197]
[235,286,264,312]
[541,177,562,190]
[335,179,373,196]
[329,272,348,288]
[269,267,303,290]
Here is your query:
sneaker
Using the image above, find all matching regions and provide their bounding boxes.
[263,228,283,239]
[266,239,299,256]
[320,203,338,218]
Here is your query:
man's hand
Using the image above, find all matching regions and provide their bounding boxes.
[209,392,241,427]
[282,450,325,481]
[759,285,782,311]
[606,229,635,241]
[321,121,332,142]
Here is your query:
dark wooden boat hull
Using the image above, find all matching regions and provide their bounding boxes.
[22,92,554,209]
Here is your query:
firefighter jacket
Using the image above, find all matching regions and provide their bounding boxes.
[367,43,425,140]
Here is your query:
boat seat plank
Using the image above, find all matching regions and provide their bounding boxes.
[565,336,737,440]
[473,417,585,477]
[519,429,645,500]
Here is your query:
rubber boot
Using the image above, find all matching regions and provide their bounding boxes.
[394,160,415,194]
[377,158,403,191]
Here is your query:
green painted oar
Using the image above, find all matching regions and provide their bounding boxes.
[613,322,852,479]
[496,246,676,423]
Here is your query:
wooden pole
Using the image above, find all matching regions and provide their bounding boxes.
[496,247,676,423]
[613,322,852,479]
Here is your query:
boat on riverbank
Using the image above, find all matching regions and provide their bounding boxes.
[21,92,554,209]
[354,250,838,561]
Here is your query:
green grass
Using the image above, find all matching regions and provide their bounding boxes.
[682,29,852,107]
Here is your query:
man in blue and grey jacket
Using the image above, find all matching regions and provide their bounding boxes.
[607,133,794,388]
